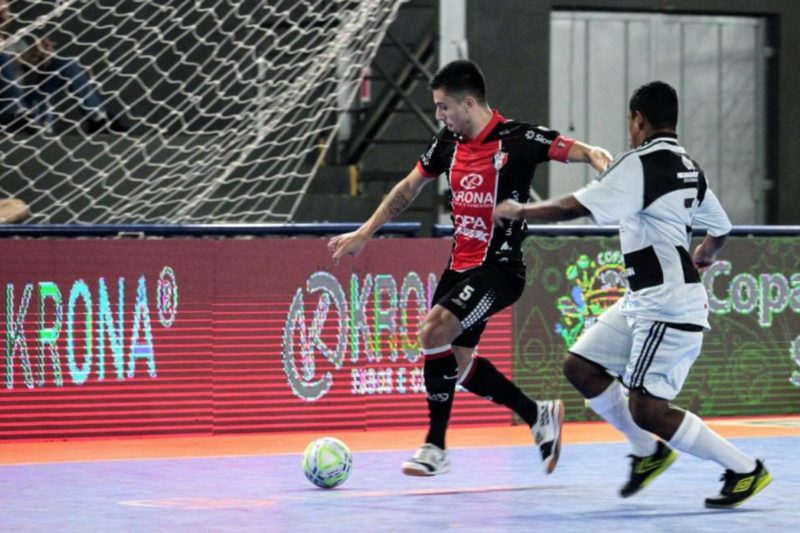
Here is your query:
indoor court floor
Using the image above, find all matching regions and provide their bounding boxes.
[1,417,799,532]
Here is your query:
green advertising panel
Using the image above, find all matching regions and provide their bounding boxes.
[514,236,800,421]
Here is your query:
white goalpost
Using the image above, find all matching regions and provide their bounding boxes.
[0,0,405,223]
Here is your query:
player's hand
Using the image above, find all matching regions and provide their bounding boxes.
[692,243,716,269]
[328,231,369,262]
[493,199,524,227]
[588,146,613,173]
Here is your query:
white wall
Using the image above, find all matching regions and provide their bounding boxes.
[549,12,766,224]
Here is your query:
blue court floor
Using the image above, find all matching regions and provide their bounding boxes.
[1,437,797,532]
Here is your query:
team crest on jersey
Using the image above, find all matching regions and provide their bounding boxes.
[493,150,508,171]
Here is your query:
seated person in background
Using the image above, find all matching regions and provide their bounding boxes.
[1,0,127,134]
[0,0,28,131]
[0,197,29,223]
[17,36,128,134]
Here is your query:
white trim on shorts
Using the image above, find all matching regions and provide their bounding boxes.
[570,300,704,400]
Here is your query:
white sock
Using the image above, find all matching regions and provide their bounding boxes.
[668,411,757,473]
[588,381,657,456]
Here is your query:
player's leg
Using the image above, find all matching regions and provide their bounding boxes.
[403,264,557,476]
[457,343,564,473]
[448,264,536,428]
[456,344,538,426]
[401,267,465,476]
[452,329,539,428]
[565,302,675,496]
[451,264,563,474]
[400,302,462,476]
[625,322,771,508]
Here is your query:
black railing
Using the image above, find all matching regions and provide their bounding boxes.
[432,225,800,237]
[1,223,798,238]
[0,223,421,238]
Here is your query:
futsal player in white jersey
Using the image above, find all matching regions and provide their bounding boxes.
[493,81,771,509]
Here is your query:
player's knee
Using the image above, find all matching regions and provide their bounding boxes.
[563,353,608,397]
[628,390,665,432]
[420,308,460,348]
[423,354,458,402]
[562,353,584,386]
[419,320,440,347]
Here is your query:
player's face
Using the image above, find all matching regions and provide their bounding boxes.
[432,89,472,136]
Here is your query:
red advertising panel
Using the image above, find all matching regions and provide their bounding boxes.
[0,239,513,440]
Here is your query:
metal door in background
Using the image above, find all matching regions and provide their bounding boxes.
[549,12,767,224]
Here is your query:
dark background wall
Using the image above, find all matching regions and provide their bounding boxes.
[3,1,798,225]
[467,0,800,224]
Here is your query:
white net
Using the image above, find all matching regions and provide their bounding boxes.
[0,0,404,223]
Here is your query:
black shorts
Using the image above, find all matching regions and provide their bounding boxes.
[432,262,525,348]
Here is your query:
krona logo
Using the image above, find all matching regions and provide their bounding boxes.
[459,173,483,190]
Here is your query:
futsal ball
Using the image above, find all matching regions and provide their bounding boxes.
[302,437,353,489]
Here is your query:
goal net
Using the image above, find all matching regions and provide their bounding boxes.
[0,0,404,224]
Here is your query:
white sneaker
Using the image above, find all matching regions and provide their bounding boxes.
[531,400,564,474]
[401,443,450,476]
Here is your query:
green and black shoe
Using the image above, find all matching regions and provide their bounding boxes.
[704,460,772,509]
[620,440,678,498]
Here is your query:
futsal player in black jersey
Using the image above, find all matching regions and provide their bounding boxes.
[329,60,611,476]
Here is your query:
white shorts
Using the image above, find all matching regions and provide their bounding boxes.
[569,301,704,400]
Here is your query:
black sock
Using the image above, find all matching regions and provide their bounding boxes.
[461,356,538,426]
[423,350,458,449]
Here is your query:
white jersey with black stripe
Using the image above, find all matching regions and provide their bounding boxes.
[574,133,732,328]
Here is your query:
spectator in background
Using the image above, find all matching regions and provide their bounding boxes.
[0,0,28,131]
[0,0,127,134]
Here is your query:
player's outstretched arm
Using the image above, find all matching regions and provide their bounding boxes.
[493,194,589,226]
[566,141,613,173]
[328,167,430,260]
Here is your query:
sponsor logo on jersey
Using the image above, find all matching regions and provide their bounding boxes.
[679,156,699,181]
[420,137,438,167]
[451,190,495,207]
[526,129,552,145]
[453,214,490,243]
[459,173,484,190]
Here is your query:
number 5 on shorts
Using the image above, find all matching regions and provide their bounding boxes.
[459,285,474,301]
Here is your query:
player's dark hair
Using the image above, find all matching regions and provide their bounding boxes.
[429,59,487,104]
[629,81,679,129]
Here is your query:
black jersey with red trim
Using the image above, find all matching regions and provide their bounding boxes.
[416,110,571,271]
